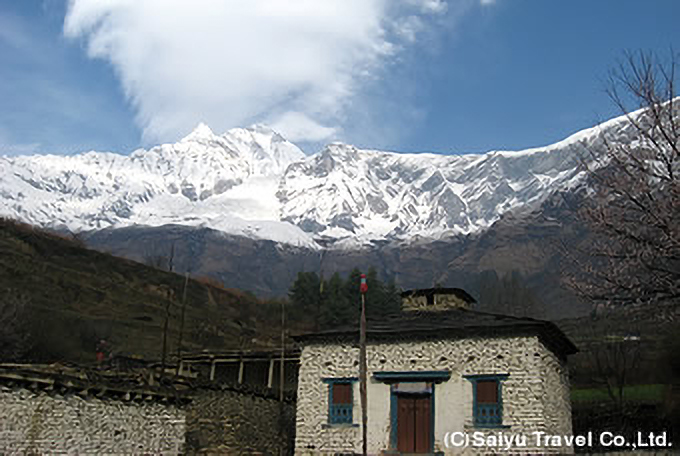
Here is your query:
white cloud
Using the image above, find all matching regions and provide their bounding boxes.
[393,16,425,43]
[64,0,449,146]
[414,0,449,14]
[480,0,497,5]
[270,112,338,143]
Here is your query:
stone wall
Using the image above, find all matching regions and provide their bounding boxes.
[186,386,296,455]
[401,293,471,311]
[0,386,185,454]
[540,342,573,438]
[294,335,573,455]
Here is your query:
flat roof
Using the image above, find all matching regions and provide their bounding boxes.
[293,308,577,358]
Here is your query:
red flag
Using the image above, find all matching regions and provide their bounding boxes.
[360,274,368,294]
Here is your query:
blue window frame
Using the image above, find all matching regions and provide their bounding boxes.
[464,374,509,428]
[323,378,356,425]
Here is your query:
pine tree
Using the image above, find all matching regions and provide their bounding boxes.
[288,267,404,329]
[288,271,322,324]
[343,268,363,325]
[321,272,351,328]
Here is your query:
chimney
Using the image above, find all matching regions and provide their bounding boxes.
[400,287,475,312]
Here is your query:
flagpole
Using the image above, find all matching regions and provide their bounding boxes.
[359,274,368,456]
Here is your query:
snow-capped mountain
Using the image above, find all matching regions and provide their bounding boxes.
[0,115,629,247]
[0,124,314,246]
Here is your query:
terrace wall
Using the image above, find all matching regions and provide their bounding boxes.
[186,386,296,454]
[0,386,185,454]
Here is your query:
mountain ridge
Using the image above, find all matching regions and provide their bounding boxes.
[0,113,633,247]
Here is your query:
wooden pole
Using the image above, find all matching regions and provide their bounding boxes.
[317,250,325,331]
[176,272,190,376]
[280,299,285,401]
[360,292,368,456]
[160,299,171,378]
[268,358,275,389]
[280,299,285,456]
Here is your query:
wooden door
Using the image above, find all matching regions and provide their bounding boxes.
[397,394,432,453]
[414,395,432,453]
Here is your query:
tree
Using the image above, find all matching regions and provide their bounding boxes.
[364,267,384,319]
[288,271,322,325]
[570,312,642,416]
[380,280,402,317]
[342,268,363,324]
[367,274,401,319]
[287,267,403,330]
[322,272,352,327]
[566,51,680,308]
[476,270,541,317]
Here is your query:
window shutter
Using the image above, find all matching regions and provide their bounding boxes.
[332,383,352,404]
[328,381,354,424]
[476,380,498,404]
[464,375,507,428]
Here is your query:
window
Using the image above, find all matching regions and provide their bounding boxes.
[426,293,435,306]
[325,379,355,424]
[464,374,509,428]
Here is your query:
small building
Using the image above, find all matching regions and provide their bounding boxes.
[293,288,577,454]
[400,287,476,312]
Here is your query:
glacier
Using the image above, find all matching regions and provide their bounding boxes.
[0,114,632,248]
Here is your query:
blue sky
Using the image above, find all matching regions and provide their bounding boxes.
[0,0,678,156]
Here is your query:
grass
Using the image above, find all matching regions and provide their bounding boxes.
[0,218,284,365]
[571,384,666,403]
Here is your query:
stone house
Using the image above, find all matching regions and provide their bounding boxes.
[293,287,577,455]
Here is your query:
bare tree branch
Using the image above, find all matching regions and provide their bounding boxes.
[563,50,680,310]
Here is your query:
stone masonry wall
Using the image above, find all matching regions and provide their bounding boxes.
[540,343,573,438]
[186,387,296,455]
[0,386,185,454]
[295,335,573,455]
[401,294,471,311]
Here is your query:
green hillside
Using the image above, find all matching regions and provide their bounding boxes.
[0,218,281,365]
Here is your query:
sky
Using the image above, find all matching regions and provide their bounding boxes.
[0,0,678,156]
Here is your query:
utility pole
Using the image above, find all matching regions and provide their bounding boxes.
[160,299,171,378]
[359,273,368,456]
[317,249,325,331]
[279,299,286,456]
[175,272,190,376]
[280,298,285,399]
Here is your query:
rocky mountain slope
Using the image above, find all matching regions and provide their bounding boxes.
[0,112,635,248]
[0,124,312,246]
[81,187,591,320]
[0,109,649,319]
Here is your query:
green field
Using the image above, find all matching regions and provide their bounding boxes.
[571,384,666,403]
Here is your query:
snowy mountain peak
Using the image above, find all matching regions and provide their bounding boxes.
[322,142,358,155]
[181,122,216,142]
[245,123,280,135]
[0,110,640,247]
[313,143,360,169]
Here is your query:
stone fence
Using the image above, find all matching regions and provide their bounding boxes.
[0,386,185,454]
[187,385,296,454]
[0,363,296,455]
